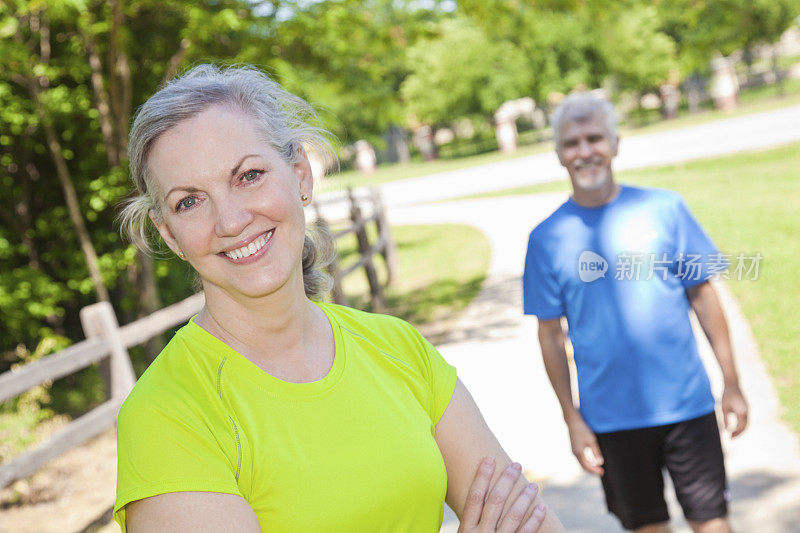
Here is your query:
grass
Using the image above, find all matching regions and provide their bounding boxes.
[317,80,800,194]
[335,223,491,328]
[449,143,800,434]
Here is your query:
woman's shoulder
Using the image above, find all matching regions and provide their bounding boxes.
[118,321,225,425]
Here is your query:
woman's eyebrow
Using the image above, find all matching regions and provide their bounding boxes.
[230,154,261,176]
[164,185,202,202]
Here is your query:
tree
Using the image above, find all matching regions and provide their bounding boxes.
[589,3,677,94]
[0,0,274,404]
[271,0,445,146]
[401,17,531,125]
[656,0,799,76]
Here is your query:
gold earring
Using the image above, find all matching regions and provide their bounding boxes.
[300,193,309,204]
[178,250,186,260]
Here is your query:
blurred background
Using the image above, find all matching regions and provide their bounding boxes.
[1,1,799,530]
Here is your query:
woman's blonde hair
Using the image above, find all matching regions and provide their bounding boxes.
[119,64,336,299]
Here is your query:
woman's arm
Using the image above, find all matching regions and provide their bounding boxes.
[434,378,566,532]
[125,491,261,532]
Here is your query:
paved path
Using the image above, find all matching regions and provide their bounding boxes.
[387,194,800,532]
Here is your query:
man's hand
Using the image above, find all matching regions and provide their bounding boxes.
[721,384,748,438]
[566,416,604,475]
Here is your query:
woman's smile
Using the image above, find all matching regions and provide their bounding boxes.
[220,229,275,263]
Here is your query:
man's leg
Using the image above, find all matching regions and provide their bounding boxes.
[663,412,730,530]
[595,425,671,531]
[687,517,731,533]
[634,522,671,533]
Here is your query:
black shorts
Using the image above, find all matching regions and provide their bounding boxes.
[595,412,728,530]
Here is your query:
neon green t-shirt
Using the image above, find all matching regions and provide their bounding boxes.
[114,302,457,532]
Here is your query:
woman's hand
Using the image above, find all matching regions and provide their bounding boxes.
[457,457,547,533]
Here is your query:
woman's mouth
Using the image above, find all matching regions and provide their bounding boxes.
[221,230,273,261]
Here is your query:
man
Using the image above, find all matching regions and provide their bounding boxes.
[523,93,748,533]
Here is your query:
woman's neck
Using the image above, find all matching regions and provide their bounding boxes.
[195,277,333,382]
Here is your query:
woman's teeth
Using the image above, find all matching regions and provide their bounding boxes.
[224,230,273,260]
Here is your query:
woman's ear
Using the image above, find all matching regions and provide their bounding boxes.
[149,209,182,257]
[293,145,314,203]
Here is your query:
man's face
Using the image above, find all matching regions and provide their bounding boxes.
[556,113,619,193]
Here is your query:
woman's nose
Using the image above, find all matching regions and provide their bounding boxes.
[214,198,254,237]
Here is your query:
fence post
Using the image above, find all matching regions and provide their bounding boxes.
[312,202,349,306]
[80,302,136,400]
[347,188,386,312]
[370,187,397,285]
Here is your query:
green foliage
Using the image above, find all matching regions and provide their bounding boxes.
[593,4,678,92]
[272,0,444,145]
[656,0,800,75]
[0,0,267,416]
[401,17,531,124]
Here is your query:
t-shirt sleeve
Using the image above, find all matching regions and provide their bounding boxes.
[113,395,241,533]
[671,195,727,288]
[408,330,457,426]
[522,231,564,318]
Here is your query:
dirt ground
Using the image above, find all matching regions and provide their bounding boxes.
[0,429,119,533]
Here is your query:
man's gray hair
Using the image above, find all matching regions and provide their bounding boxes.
[550,92,618,151]
[118,64,336,299]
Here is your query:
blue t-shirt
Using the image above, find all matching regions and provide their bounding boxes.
[523,185,724,433]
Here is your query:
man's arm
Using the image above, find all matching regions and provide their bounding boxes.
[686,280,749,437]
[434,378,565,532]
[537,318,604,475]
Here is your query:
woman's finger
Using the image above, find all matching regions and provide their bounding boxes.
[461,456,496,527]
[497,482,538,532]
[479,462,522,529]
[519,504,547,533]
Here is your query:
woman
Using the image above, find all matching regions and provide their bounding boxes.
[115,64,564,532]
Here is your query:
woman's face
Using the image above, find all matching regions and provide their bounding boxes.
[147,104,313,301]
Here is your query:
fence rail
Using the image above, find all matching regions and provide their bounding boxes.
[0,296,204,489]
[0,187,394,489]
[311,187,397,311]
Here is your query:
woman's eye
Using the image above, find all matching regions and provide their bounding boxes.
[241,169,263,183]
[176,196,197,212]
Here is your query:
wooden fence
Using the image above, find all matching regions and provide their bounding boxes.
[0,187,394,490]
[310,186,397,312]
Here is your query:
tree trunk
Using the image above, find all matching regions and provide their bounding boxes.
[137,250,164,362]
[14,19,110,303]
[40,113,110,302]
[82,28,120,167]
[164,38,191,81]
